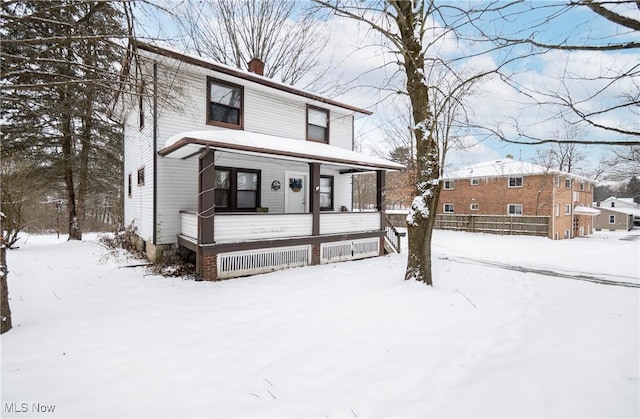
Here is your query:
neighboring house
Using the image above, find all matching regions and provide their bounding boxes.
[438,157,599,240]
[593,197,640,231]
[114,42,404,280]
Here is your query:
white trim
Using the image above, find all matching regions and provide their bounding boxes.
[443,203,455,213]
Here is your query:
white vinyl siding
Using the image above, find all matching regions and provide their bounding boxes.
[128,54,358,245]
[123,96,155,244]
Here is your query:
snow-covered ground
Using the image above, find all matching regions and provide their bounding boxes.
[1,229,638,418]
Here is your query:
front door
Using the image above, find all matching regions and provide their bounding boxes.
[285,171,307,213]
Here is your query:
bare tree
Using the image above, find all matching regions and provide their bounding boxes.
[464,0,640,144]
[174,0,335,90]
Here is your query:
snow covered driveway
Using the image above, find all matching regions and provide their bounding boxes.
[2,230,638,418]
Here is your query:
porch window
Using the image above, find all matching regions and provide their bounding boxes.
[508,176,523,187]
[443,203,454,213]
[508,204,523,215]
[215,170,231,208]
[207,78,243,128]
[320,175,334,211]
[237,171,258,209]
[307,106,329,143]
[214,167,260,211]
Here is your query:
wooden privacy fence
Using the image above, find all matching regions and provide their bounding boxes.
[434,214,549,237]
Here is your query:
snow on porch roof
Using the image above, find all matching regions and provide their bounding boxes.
[573,205,601,216]
[159,129,405,171]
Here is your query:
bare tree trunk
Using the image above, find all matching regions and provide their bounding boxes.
[390,1,441,285]
[61,113,81,240]
[1,214,12,334]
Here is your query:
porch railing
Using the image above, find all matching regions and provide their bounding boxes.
[384,215,404,253]
[180,211,383,243]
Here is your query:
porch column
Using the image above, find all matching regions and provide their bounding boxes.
[197,147,216,280]
[310,162,321,236]
[309,162,321,265]
[376,169,386,256]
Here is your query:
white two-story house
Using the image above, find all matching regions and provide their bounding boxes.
[116,42,403,280]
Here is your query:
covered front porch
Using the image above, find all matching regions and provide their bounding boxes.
[159,129,404,280]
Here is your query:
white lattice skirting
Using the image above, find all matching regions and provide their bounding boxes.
[321,238,380,264]
[217,245,311,279]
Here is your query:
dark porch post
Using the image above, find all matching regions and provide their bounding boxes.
[310,162,321,264]
[376,169,386,256]
[197,147,216,280]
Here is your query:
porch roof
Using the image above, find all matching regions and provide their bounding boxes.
[158,129,405,171]
[573,205,601,215]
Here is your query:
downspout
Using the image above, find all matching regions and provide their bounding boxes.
[152,62,158,246]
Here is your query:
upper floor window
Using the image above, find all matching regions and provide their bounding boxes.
[214,167,260,211]
[320,175,334,211]
[207,78,243,129]
[443,180,455,190]
[128,173,132,197]
[307,106,329,143]
[443,203,455,213]
[565,178,571,188]
[508,176,523,188]
[470,178,480,186]
[470,203,479,211]
[580,181,585,191]
[137,167,145,186]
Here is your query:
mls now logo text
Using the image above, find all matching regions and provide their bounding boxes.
[5,402,56,414]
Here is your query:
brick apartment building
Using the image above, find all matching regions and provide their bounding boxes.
[439,157,599,239]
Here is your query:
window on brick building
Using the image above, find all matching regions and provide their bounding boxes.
[444,180,455,190]
[470,178,480,186]
[508,176,523,187]
[470,203,479,211]
[443,203,455,213]
[565,178,571,188]
[564,204,571,215]
[507,204,523,215]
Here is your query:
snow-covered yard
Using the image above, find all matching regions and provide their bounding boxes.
[2,230,638,418]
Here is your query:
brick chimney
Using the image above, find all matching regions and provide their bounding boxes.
[248,58,264,76]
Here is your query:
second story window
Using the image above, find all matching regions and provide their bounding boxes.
[307,106,329,143]
[508,176,523,187]
[207,78,243,129]
[444,180,455,190]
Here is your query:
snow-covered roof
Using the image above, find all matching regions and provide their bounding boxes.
[443,158,595,182]
[159,129,405,171]
[595,205,640,217]
[573,205,601,216]
[600,197,640,208]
